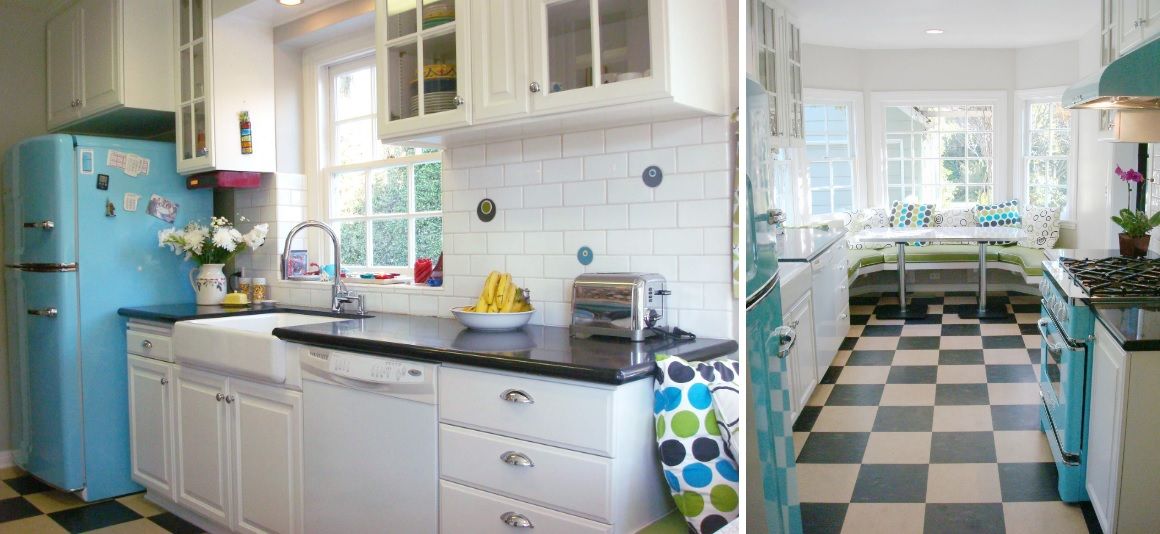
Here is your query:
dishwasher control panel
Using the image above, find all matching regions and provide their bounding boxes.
[310,349,428,385]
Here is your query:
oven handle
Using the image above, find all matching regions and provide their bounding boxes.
[1037,318,1067,357]
[1038,306,1087,350]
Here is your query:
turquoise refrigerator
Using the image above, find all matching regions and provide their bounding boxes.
[2,135,211,500]
[745,78,802,534]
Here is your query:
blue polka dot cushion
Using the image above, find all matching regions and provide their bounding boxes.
[654,354,739,534]
[972,199,1021,244]
[889,201,934,246]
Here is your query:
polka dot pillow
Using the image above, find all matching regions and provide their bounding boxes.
[846,208,893,250]
[1017,204,1061,249]
[889,201,934,247]
[973,199,1021,245]
[654,354,740,534]
[933,207,977,245]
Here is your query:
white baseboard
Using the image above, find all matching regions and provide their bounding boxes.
[0,450,15,469]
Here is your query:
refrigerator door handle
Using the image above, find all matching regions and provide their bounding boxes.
[22,220,54,230]
[5,263,78,272]
[27,308,58,318]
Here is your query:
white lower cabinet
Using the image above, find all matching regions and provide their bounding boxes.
[438,366,670,533]
[1086,322,1160,534]
[128,355,176,501]
[173,366,303,534]
[784,287,817,420]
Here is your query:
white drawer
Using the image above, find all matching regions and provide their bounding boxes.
[439,367,614,456]
[440,424,613,522]
[127,331,173,362]
[440,480,611,534]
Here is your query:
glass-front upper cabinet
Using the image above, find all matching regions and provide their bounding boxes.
[529,0,666,113]
[175,0,210,172]
[785,17,804,142]
[376,0,471,140]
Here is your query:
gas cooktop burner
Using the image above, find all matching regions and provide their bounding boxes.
[1059,257,1160,300]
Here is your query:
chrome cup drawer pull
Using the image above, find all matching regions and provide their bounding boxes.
[500,389,534,404]
[501,512,534,528]
[500,451,535,468]
[142,340,153,350]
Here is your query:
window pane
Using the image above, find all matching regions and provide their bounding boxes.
[828,135,850,158]
[809,163,830,187]
[833,188,853,212]
[1051,130,1071,156]
[334,67,374,121]
[806,143,826,160]
[966,133,991,158]
[1031,103,1051,129]
[339,220,367,267]
[371,219,408,266]
[371,166,408,214]
[415,162,442,211]
[331,172,366,216]
[1051,103,1071,129]
[827,105,848,132]
[942,160,964,185]
[811,190,831,215]
[967,160,991,184]
[415,216,443,261]
[941,133,966,158]
[335,118,374,165]
[1029,131,1049,157]
[832,161,852,186]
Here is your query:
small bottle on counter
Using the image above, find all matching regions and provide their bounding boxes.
[251,278,267,301]
[238,277,252,301]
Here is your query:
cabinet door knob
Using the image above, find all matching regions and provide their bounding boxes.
[500,512,534,528]
[839,313,848,320]
[529,81,541,93]
[160,377,169,385]
[224,395,235,404]
[142,340,153,349]
[500,389,534,404]
[500,451,535,467]
[453,95,464,107]
[216,393,225,402]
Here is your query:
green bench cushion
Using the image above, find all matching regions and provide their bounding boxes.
[636,510,688,533]
[846,245,1046,277]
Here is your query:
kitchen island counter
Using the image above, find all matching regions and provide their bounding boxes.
[119,304,737,384]
[1091,303,1160,352]
[775,226,847,263]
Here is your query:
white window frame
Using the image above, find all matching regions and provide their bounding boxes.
[868,91,1010,209]
[803,88,865,219]
[1014,87,1078,223]
[302,32,443,273]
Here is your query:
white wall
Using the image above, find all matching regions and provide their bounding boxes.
[801,38,1117,248]
[0,4,55,451]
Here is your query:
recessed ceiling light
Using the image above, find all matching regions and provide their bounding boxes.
[278,0,302,6]
[925,28,945,35]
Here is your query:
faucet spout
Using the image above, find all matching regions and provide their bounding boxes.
[281,220,364,314]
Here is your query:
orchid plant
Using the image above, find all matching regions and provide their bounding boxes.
[158,217,269,265]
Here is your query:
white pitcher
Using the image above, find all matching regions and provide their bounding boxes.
[189,263,227,305]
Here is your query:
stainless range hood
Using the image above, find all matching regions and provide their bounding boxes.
[1063,38,1160,109]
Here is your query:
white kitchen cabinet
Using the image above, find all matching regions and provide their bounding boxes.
[376,0,472,139]
[47,0,174,132]
[438,366,670,533]
[1086,321,1160,534]
[468,0,529,123]
[377,0,728,144]
[746,0,803,147]
[1108,0,1160,56]
[128,355,177,501]
[173,0,276,175]
[811,238,850,380]
[175,366,302,534]
[778,262,816,421]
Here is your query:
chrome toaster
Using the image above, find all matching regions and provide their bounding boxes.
[571,273,668,341]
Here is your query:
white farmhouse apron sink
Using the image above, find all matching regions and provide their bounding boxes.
[172,313,345,383]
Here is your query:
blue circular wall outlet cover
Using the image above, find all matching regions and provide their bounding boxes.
[577,246,594,265]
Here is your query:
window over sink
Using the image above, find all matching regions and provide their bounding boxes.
[319,53,444,271]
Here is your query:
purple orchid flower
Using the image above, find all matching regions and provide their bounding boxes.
[1116,166,1145,183]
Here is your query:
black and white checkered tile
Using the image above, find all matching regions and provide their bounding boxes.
[0,467,202,533]
[793,292,1102,534]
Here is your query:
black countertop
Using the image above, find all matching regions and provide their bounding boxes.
[1046,249,1160,261]
[776,227,847,262]
[1092,304,1160,352]
[119,305,738,384]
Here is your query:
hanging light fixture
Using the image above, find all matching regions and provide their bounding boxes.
[278,0,303,6]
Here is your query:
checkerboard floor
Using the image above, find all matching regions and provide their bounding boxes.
[794,292,1102,534]
[0,467,202,533]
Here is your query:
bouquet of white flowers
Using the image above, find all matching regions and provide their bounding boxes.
[158,217,269,265]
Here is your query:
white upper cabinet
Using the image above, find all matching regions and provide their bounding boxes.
[47,0,174,133]
[377,0,729,144]
[174,0,276,175]
[747,0,802,147]
[1110,0,1160,56]
[376,0,472,139]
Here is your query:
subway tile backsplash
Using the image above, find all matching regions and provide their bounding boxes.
[261,115,736,340]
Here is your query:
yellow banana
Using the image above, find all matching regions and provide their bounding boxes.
[494,274,510,313]
[482,271,500,304]
[500,279,518,312]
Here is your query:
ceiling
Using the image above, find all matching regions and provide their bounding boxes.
[795,0,1101,50]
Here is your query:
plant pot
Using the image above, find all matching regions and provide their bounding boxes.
[189,263,227,305]
[1118,233,1151,257]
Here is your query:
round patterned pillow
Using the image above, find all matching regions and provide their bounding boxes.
[654,354,740,534]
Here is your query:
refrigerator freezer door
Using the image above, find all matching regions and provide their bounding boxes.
[746,78,779,298]
[2,135,78,266]
[7,268,85,492]
[746,282,802,534]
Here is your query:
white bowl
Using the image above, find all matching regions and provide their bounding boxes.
[451,307,534,332]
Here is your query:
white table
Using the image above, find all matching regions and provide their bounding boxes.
[858,227,1026,319]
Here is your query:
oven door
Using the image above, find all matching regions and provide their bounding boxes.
[1037,312,1086,465]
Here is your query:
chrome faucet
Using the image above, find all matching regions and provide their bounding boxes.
[281,220,365,315]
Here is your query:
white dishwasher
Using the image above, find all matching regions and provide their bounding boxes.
[299,345,439,534]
